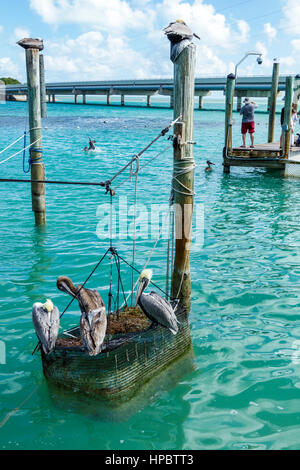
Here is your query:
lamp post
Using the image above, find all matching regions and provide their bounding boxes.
[235,51,263,80]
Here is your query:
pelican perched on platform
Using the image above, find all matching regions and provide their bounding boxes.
[32,299,60,354]
[134,269,179,335]
[57,276,107,356]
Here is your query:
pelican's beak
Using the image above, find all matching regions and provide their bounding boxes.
[134,278,148,307]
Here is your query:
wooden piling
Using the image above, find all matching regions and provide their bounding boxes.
[171,43,196,310]
[39,54,47,118]
[236,95,242,112]
[268,61,280,143]
[83,94,86,104]
[107,94,110,106]
[199,96,203,109]
[283,76,294,159]
[18,39,46,225]
[147,95,151,107]
[224,73,236,173]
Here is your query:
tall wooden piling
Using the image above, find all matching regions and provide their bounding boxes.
[18,38,46,225]
[224,73,236,173]
[283,76,294,159]
[268,61,280,143]
[171,43,196,310]
[39,54,47,118]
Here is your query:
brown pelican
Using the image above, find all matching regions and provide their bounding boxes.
[57,276,107,356]
[163,20,200,43]
[17,38,44,51]
[163,20,200,63]
[32,299,60,354]
[205,160,215,172]
[134,269,179,335]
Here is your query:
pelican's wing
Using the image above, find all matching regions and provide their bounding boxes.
[90,307,107,355]
[76,286,104,314]
[163,22,193,41]
[80,307,107,356]
[32,303,60,354]
[140,292,179,335]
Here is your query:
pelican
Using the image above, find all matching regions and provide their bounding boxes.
[163,20,200,63]
[32,299,60,354]
[134,269,179,335]
[17,38,44,51]
[163,20,200,43]
[57,276,107,356]
[205,160,215,172]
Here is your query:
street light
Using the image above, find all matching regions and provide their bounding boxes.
[235,51,263,80]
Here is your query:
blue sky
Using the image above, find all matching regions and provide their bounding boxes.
[0,0,296,82]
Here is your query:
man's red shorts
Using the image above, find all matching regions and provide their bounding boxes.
[241,121,255,134]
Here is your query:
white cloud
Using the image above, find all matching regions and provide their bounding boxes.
[45,31,153,80]
[29,0,151,33]
[281,0,300,35]
[14,28,30,40]
[264,23,276,41]
[0,57,19,77]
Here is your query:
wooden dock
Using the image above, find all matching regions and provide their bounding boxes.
[224,142,300,175]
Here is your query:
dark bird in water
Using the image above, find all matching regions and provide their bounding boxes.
[163,20,200,63]
[57,276,107,356]
[17,38,44,51]
[205,160,215,172]
[135,269,179,335]
[32,299,60,354]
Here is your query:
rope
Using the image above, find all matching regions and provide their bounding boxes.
[172,159,196,196]
[131,156,139,305]
[0,137,42,166]
[120,203,173,308]
[0,127,42,156]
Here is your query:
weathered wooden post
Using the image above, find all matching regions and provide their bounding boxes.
[39,54,47,118]
[268,60,280,143]
[283,76,294,159]
[171,43,196,309]
[224,73,236,173]
[18,38,46,225]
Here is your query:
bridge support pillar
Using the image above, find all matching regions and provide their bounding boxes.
[199,96,203,109]
[147,95,151,107]
[121,94,125,106]
[107,94,110,105]
[237,95,242,112]
[83,94,86,104]
[52,94,55,103]
[74,94,78,104]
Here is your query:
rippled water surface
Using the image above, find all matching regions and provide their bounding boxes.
[1,100,300,450]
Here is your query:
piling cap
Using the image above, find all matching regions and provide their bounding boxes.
[227,73,236,79]
[17,38,44,51]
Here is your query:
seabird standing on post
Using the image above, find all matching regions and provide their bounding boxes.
[163,20,200,63]
[57,276,107,356]
[134,269,179,335]
[32,299,60,354]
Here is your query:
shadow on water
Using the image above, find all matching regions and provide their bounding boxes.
[45,348,196,423]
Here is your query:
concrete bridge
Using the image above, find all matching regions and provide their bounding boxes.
[5,75,300,110]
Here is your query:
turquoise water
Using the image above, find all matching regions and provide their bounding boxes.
[1,100,300,450]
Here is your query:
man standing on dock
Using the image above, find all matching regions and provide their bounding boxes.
[240,97,257,148]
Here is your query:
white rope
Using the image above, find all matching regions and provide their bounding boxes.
[0,127,42,157]
[0,137,42,165]
[172,159,196,196]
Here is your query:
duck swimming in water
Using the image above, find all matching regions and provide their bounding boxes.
[205,160,215,172]
[57,276,107,356]
[134,269,179,335]
[32,299,60,354]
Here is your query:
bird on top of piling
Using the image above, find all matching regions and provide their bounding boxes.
[32,299,60,354]
[17,38,44,51]
[205,161,215,172]
[163,20,200,63]
[134,269,179,335]
[57,276,107,356]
